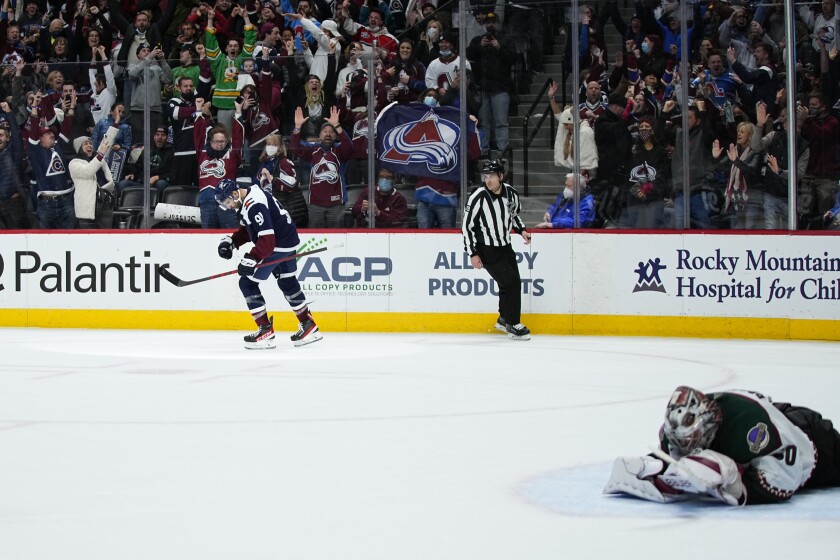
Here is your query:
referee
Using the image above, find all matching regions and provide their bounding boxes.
[462,160,532,340]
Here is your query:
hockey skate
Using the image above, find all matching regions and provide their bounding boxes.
[506,323,531,341]
[494,316,507,333]
[291,318,323,347]
[244,317,276,349]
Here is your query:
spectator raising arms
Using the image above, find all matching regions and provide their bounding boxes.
[205,6,256,128]
[69,133,116,229]
[193,97,245,229]
[291,105,353,228]
[88,46,117,124]
[127,43,172,143]
[0,102,26,230]
[28,92,76,229]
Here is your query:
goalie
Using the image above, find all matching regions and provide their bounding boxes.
[604,386,840,505]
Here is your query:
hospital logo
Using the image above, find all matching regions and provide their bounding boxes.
[633,258,667,293]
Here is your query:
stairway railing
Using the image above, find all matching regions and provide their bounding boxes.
[521,76,558,197]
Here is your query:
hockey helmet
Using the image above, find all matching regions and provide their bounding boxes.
[482,159,505,175]
[662,386,722,455]
[214,178,239,210]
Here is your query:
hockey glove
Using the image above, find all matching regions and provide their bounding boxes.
[218,235,234,259]
[238,254,258,276]
[665,449,746,505]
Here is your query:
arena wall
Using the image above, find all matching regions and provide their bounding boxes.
[1,231,839,340]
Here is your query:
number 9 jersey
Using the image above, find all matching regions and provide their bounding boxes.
[236,185,301,258]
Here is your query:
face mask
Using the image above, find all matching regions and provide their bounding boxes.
[439,49,452,57]
[423,96,438,107]
[427,27,439,40]
[563,187,574,199]
[641,42,651,54]
[378,178,393,191]
[809,107,820,117]
[639,129,653,142]
[265,145,278,157]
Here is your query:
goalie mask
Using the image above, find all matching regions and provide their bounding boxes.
[663,386,722,455]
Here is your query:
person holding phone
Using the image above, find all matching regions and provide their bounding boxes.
[127,43,172,143]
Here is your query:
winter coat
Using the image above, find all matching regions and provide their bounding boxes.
[70,156,114,221]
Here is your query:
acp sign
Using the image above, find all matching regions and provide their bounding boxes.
[299,256,392,282]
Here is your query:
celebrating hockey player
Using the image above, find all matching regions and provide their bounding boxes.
[214,178,322,349]
[604,386,840,505]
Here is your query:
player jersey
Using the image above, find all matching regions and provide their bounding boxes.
[425,56,470,92]
[204,24,256,110]
[234,186,300,260]
[168,96,199,156]
[290,130,354,207]
[662,390,817,503]
[242,70,280,148]
[351,28,398,60]
[703,72,738,110]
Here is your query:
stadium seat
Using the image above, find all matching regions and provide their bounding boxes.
[160,185,200,207]
[110,210,137,229]
[118,186,159,211]
[396,184,417,228]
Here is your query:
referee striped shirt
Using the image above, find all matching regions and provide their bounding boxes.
[462,183,527,256]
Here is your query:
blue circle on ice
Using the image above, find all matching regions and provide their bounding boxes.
[521,462,840,520]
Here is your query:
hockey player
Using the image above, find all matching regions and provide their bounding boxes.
[462,159,532,340]
[604,386,840,505]
[215,178,322,349]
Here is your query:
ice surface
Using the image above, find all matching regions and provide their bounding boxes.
[1,329,839,559]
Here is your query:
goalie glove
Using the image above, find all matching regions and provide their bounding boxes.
[603,456,687,503]
[660,449,746,506]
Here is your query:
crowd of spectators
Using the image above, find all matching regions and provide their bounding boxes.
[0,0,836,231]
[545,0,840,230]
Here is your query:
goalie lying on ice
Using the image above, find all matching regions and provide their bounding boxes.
[604,386,840,505]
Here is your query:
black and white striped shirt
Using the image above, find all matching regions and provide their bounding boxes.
[462,183,527,256]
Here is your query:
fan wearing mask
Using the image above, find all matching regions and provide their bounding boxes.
[254,133,309,229]
[351,167,408,228]
[535,172,596,229]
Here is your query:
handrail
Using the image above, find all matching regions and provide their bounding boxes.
[522,77,557,197]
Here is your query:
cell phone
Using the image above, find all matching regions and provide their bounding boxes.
[236,96,244,104]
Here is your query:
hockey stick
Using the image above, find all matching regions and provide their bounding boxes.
[159,243,342,287]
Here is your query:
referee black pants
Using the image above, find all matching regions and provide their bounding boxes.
[476,243,522,325]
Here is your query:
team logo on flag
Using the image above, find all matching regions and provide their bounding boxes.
[376,104,472,182]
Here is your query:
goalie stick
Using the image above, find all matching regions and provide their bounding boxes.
[159,243,342,287]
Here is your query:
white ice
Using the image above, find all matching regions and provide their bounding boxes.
[1,329,839,559]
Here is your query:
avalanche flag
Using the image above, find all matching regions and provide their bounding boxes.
[375,103,475,182]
